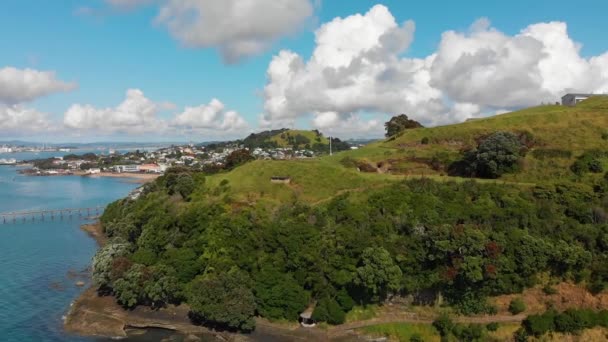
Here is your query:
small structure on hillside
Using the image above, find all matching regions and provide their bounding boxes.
[561,93,604,106]
[270,176,291,184]
[299,305,316,327]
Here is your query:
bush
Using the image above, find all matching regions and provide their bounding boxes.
[509,298,526,315]
[421,137,430,145]
[555,308,598,333]
[449,131,526,178]
[452,324,484,341]
[486,322,499,331]
[542,285,558,295]
[571,150,608,175]
[602,132,608,140]
[433,313,454,337]
[312,297,346,325]
[514,327,528,342]
[523,310,556,336]
[410,333,424,342]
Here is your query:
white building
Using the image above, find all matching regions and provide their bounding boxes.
[561,93,604,106]
[114,165,140,173]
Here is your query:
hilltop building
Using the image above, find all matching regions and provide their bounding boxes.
[561,93,606,106]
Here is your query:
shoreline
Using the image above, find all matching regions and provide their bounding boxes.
[20,170,160,184]
[68,223,227,340]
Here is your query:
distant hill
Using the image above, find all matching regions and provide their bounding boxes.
[209,128,352,152]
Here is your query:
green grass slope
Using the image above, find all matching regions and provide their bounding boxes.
[203,159,394,205]
[201,97,608,205]
[331,97,608,184]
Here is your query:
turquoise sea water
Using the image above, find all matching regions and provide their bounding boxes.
[0,163,141,342]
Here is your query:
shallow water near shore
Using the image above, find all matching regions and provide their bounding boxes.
[0,164,142,342]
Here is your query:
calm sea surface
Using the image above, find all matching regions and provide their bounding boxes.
[0,160,174,342]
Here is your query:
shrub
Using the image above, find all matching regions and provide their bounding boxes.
[410,333,424,342]
[312,297,345,325]
[452,324,484,341]
[542,285,558,295]
[602,132,608,140]
[571,150,608,175]
[449,131,526,178]
[509,298,526,315]
[421,137,430,145]
[486,322,499,331]
[433,313,454,337]
[523,310,556,336]
[514,328,528,342]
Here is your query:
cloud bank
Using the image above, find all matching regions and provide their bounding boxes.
[0,67,74,134]
[63,89,249,137]
[0,67,76,105]
[262,5,608,134]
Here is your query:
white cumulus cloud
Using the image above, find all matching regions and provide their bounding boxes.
[156,0,315,63]
[0,105,51,133]
[262,5,445,133]
[429,19,608,109]
[63,89,164,134]
[262,5,608,135]
[0,67,76,105]
[172,98,249,133]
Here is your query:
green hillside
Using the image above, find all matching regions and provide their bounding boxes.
[92,97,608,338]
[330,96,608,184]
[198,97,608,205]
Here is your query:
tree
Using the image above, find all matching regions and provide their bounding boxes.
[174,174,195,199]
[355,247,403,301]
[451,131,525,178]
[92,239,131,289]
[187,271,256,331]
[254,269,309,321]
[113,264,147,309]
[385,114,423,137]
[509,298,526,315]
[225,149,255,169]
[312,297,345,325]
[523,311,556,336]
[433,313,454,337]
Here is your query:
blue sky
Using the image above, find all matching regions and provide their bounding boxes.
[1,0,608,142]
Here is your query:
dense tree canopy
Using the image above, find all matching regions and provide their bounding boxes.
[94,161,608,330]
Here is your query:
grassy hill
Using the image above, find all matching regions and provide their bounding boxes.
[330,96,608,184]
[201,97,608,205]
[96,97,608,337]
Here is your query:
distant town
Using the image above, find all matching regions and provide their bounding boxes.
[1,130,372,177]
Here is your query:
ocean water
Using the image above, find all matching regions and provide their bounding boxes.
[0,163,144,342]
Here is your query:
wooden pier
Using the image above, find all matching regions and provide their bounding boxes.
[0,206,105,224]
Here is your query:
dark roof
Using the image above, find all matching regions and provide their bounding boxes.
[561,93,596,98]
